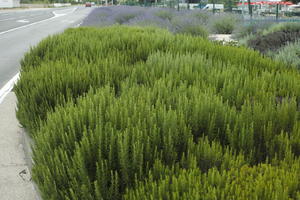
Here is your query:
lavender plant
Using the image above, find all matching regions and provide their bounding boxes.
[272,40,300,69]
[171,16,209,37]
[233,20,274,40]
[127,15,174,31]
[190,10,212,25]
[154,8,175,21]
[209,13,240,34]
[81,6,210,37]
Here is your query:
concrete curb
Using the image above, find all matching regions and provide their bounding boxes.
[0,92,41,200]
[21,125,42,200]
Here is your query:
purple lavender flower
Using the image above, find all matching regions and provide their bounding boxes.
[81,6,211,37]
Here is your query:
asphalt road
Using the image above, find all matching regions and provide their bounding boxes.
[0,9,54,32]
[0,6,93,89]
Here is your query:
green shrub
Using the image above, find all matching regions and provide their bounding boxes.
[15,26,300,200]
[17,26,278,132]
[16,27,174,131]
[154,9,174,21]
[233,21,273,40]
[210,14,239,34]
[178,24,208,38]
[191,11,210,25]
[115,12,140,24]
[171,17,209,38]
[272,40,300,69]
[32,85,246,200]
[261,22,300,36]
[125,161,300,200]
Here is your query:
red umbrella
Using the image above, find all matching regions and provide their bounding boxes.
[268,1,293,5]
[237,1,294,5]
[280,1,293,5]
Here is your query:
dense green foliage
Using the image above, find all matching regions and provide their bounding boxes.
[271,40,300,69]
[15,26,300,199]
[125,161,300,200]
[210,14,239,34]
[233,21,273,40]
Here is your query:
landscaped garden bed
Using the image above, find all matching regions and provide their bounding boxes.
[15,25,300,199]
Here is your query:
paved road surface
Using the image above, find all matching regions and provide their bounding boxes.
[0,6,93,90]
[0,9,54,32]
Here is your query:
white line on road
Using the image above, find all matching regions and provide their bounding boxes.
[16,19,29,23]
[0,7,79,104]
[0,73,19,105]
[0,7,77,36]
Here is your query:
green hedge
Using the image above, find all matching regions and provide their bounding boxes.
[16,26,282,132]
[125,161,300,200]
[15,26,300,200]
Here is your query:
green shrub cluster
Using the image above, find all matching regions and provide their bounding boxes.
[233,21,273,40]
[125,161,300,200]
[154,9,174,21]
[15,26,300,199]
[171,16,209,38]
[115,13,139,24]
[271,40,300,69]
[209,13,239,34]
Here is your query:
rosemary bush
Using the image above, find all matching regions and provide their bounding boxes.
[15,26,300,200]
[125,161,300,200]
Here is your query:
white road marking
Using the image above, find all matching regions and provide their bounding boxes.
[0,73,19,105]
[17,19,29,23]
[0,7,79,104]
[0,7,77,36]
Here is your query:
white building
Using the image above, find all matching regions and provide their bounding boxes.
[0,0,20,8]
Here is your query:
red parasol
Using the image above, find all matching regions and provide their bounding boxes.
[237,1,294,5]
